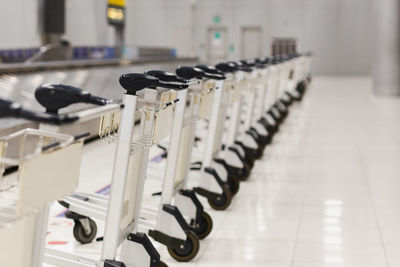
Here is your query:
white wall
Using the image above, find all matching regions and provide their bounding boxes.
[0,0,373,75]
[337,0,373,75]
[194,0,373,75]
[124,0,196,57]
[0,0,116,48]
[63,0,116,46]
[0,0,41,49]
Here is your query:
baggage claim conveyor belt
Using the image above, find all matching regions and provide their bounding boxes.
[0,57,197,140]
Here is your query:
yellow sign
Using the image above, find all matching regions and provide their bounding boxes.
[107,7,124,21]
[108,0,125,7]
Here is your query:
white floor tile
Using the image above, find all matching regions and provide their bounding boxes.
[293,242,387,265]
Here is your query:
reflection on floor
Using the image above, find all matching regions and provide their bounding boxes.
[47,76,400,267]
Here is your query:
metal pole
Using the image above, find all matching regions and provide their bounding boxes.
[372,0,400,96]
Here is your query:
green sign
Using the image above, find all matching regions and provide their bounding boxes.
[213,15,221,24]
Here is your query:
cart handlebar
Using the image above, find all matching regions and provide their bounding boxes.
[0,98,78,125]
[35,84,113,114]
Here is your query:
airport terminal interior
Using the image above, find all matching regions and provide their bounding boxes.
[0,0,399,266]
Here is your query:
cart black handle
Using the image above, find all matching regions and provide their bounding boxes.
[145,70,190,84]
[35,84,113,114]
[0,98,78,125]
[176,66,206,80]
[195,64,226,76]
[215,62,237,73]
[255,57,272,65]
[229,61,253,73]
[119,73,188,95]
[240,59,256,68]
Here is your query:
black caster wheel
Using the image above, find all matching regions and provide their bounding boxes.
[245,155,255,169]
[251,134,266,153]
[191,211,213,239]
[236,161,251,181]
[240,152,254,170]
[73,218,97,244]
[268,112,279,123]
[245,145,262,160]
[253,145,263,159]
[241,148,255,169]
[264,135,272,146]
[168,230,199,262]
[247,131,263,151]
[295,81,307,98]
[266,124,277,136]
[227,173,240,195]
[306,74,312,83]
[208,186,232,210]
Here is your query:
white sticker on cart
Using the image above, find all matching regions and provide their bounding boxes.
[17,142,83,216]
[153,105,174,143]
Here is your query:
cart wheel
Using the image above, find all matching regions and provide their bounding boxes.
[246,156,255,169]
[208,187,232,210]
[191,211,213,239]
[251,146,263,159]
[246,152,255,168]
[158,260,168,267]
[236,162,251,181]
[307,74,312,83]
[73,218,97,244]
[167,230,199,262]
[227,174,240,195]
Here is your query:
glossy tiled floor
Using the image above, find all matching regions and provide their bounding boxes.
[47,76,400,266]
[160,76,400,267]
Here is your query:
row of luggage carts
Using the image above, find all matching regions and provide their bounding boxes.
[0,52,312,266]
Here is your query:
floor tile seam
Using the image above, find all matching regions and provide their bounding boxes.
[290,125,315,266]
[353,121,391,267]
[290,166,315,266]
[291,84,332,266]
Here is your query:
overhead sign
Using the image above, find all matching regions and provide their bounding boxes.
[108,0,125,7]
[107,0,125,26]
[213,15,221,24]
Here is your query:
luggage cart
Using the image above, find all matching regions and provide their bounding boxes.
[261,56,289,128]
[0,98,84,267]
[280,54,306,104]
[209,65,254,182]
[268,55,291,123]
[214,62,263,174]
[294,52,313,99]
[254,57,281,136]
[142,70,215,240]
[129,70,207,261]
[33,84,122,245]
[229,61,265,159]
[173,66,234,210]
[191,62,270,193]
[193,64,242,195]
[239,59,273,151]
[35,75,194,266]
